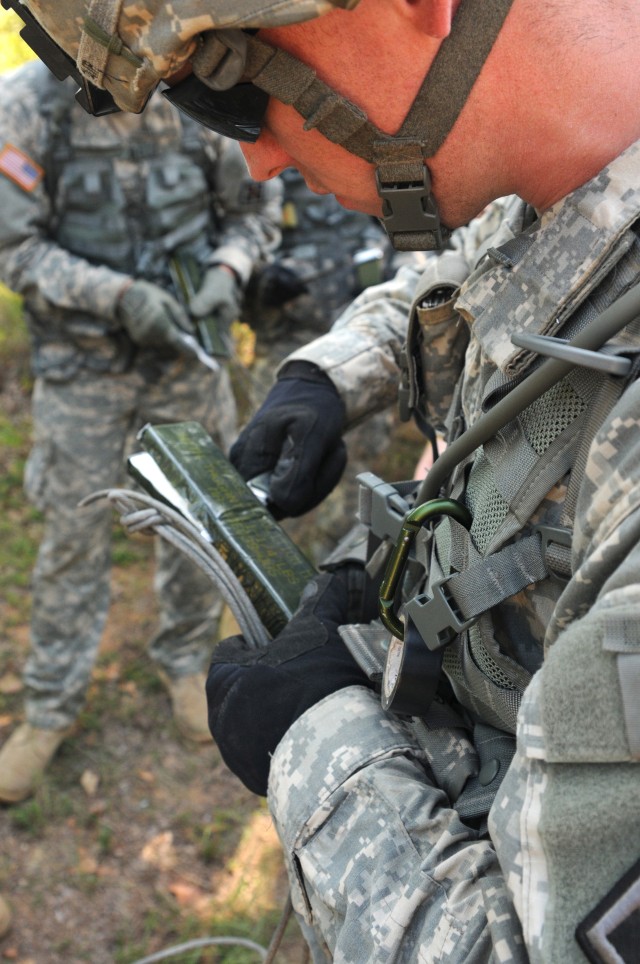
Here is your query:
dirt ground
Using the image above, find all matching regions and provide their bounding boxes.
[0,342,423,964]
[1,557,303,964]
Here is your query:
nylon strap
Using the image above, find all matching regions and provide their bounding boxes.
[246,0,514,166]
[442,534,549,621]
[405,533,550,651]
[396,0,515,153]
[245,0,515,249]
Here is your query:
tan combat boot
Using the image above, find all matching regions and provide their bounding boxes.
[0,723,69,803]
[164,672,213,744]
[0,895,11,939]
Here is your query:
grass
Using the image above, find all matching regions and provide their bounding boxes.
[9,799,47,837]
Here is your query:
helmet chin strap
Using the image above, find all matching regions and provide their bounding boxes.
[239,0,515,250]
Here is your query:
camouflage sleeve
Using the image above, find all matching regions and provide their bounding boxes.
[282,261,423,426]
[280,196,526,428]
[208,137,283,286]
[491,376,640,964]
[0,65,131,320]
[268,686,527,962]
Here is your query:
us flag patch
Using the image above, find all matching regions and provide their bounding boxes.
[0,143,43,191]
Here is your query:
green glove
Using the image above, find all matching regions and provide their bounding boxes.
[117,280,195,353]
[189,265,241,330]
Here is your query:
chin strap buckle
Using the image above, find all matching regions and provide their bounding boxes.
[375,168,448,251]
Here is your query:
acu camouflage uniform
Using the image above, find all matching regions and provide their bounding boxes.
[0,59,281,730]
[268,147,640,962]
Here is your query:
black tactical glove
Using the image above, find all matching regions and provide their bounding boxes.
[230,361,347,518]
[117,279,195,353]
[206,572,371,796]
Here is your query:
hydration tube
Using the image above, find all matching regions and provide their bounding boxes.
[415,281,640,505]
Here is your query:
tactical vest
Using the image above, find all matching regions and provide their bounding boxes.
[352,159,640,822]
[251,168,393,345]
[29,74,220,378]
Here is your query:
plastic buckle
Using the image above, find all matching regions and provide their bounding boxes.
[404,575,478,651]
[533,524,572,583]
[356,472,414,543]
[375,169,443,239]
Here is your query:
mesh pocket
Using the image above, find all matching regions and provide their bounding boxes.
[521,380,586,454]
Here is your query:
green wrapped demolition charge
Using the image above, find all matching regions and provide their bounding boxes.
[129,421,316,638]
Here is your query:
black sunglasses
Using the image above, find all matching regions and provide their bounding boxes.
[162,74,268,143]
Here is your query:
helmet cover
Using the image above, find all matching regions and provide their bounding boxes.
[19,0,360,112]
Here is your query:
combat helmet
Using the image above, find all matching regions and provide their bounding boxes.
[4,0,514,249]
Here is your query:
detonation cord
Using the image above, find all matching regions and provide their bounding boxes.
[81,488,270,650]
[129,895,295,963]
[78,492,300,962]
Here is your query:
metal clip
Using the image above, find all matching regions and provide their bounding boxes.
[378,497,472,640]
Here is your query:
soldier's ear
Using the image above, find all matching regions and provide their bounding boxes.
[398,0,457,39]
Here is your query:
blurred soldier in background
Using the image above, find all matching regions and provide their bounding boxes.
[247,167,393,382]
[0,58,282,802]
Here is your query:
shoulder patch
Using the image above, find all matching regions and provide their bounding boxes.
[0,143,44,192]
[576,856,640,963]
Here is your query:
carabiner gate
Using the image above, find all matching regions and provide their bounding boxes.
[378,497,472,640]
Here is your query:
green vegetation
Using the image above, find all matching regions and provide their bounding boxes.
[0,8,37,75]
[9,798,47,836]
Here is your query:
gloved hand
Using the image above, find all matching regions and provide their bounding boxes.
[117,279,195,353]
[230,361,347,518]
[189,265,241,329]
[206,572,371,795]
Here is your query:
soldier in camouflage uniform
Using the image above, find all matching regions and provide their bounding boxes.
[243,165,398,562]
[15,1,640,962]
[0,58,281,802]
[246,167,392,391]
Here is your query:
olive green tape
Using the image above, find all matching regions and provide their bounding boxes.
[133,421,315,637]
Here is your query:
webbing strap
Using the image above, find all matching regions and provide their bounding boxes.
[405,532,555,652]
[444,535,549,621]
[245,0,515,249]
[246,0,514,169]
[244,40,382,161]
[78,0,138,88]
[396,0,515,153]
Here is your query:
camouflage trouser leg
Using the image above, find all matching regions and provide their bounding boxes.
[24,373,138,729]
[23,359,236,728]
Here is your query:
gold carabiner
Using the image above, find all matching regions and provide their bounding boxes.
[378,497,472,639]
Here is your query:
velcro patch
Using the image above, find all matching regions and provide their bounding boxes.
[0,143,43,192]
[576,857,640,963]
